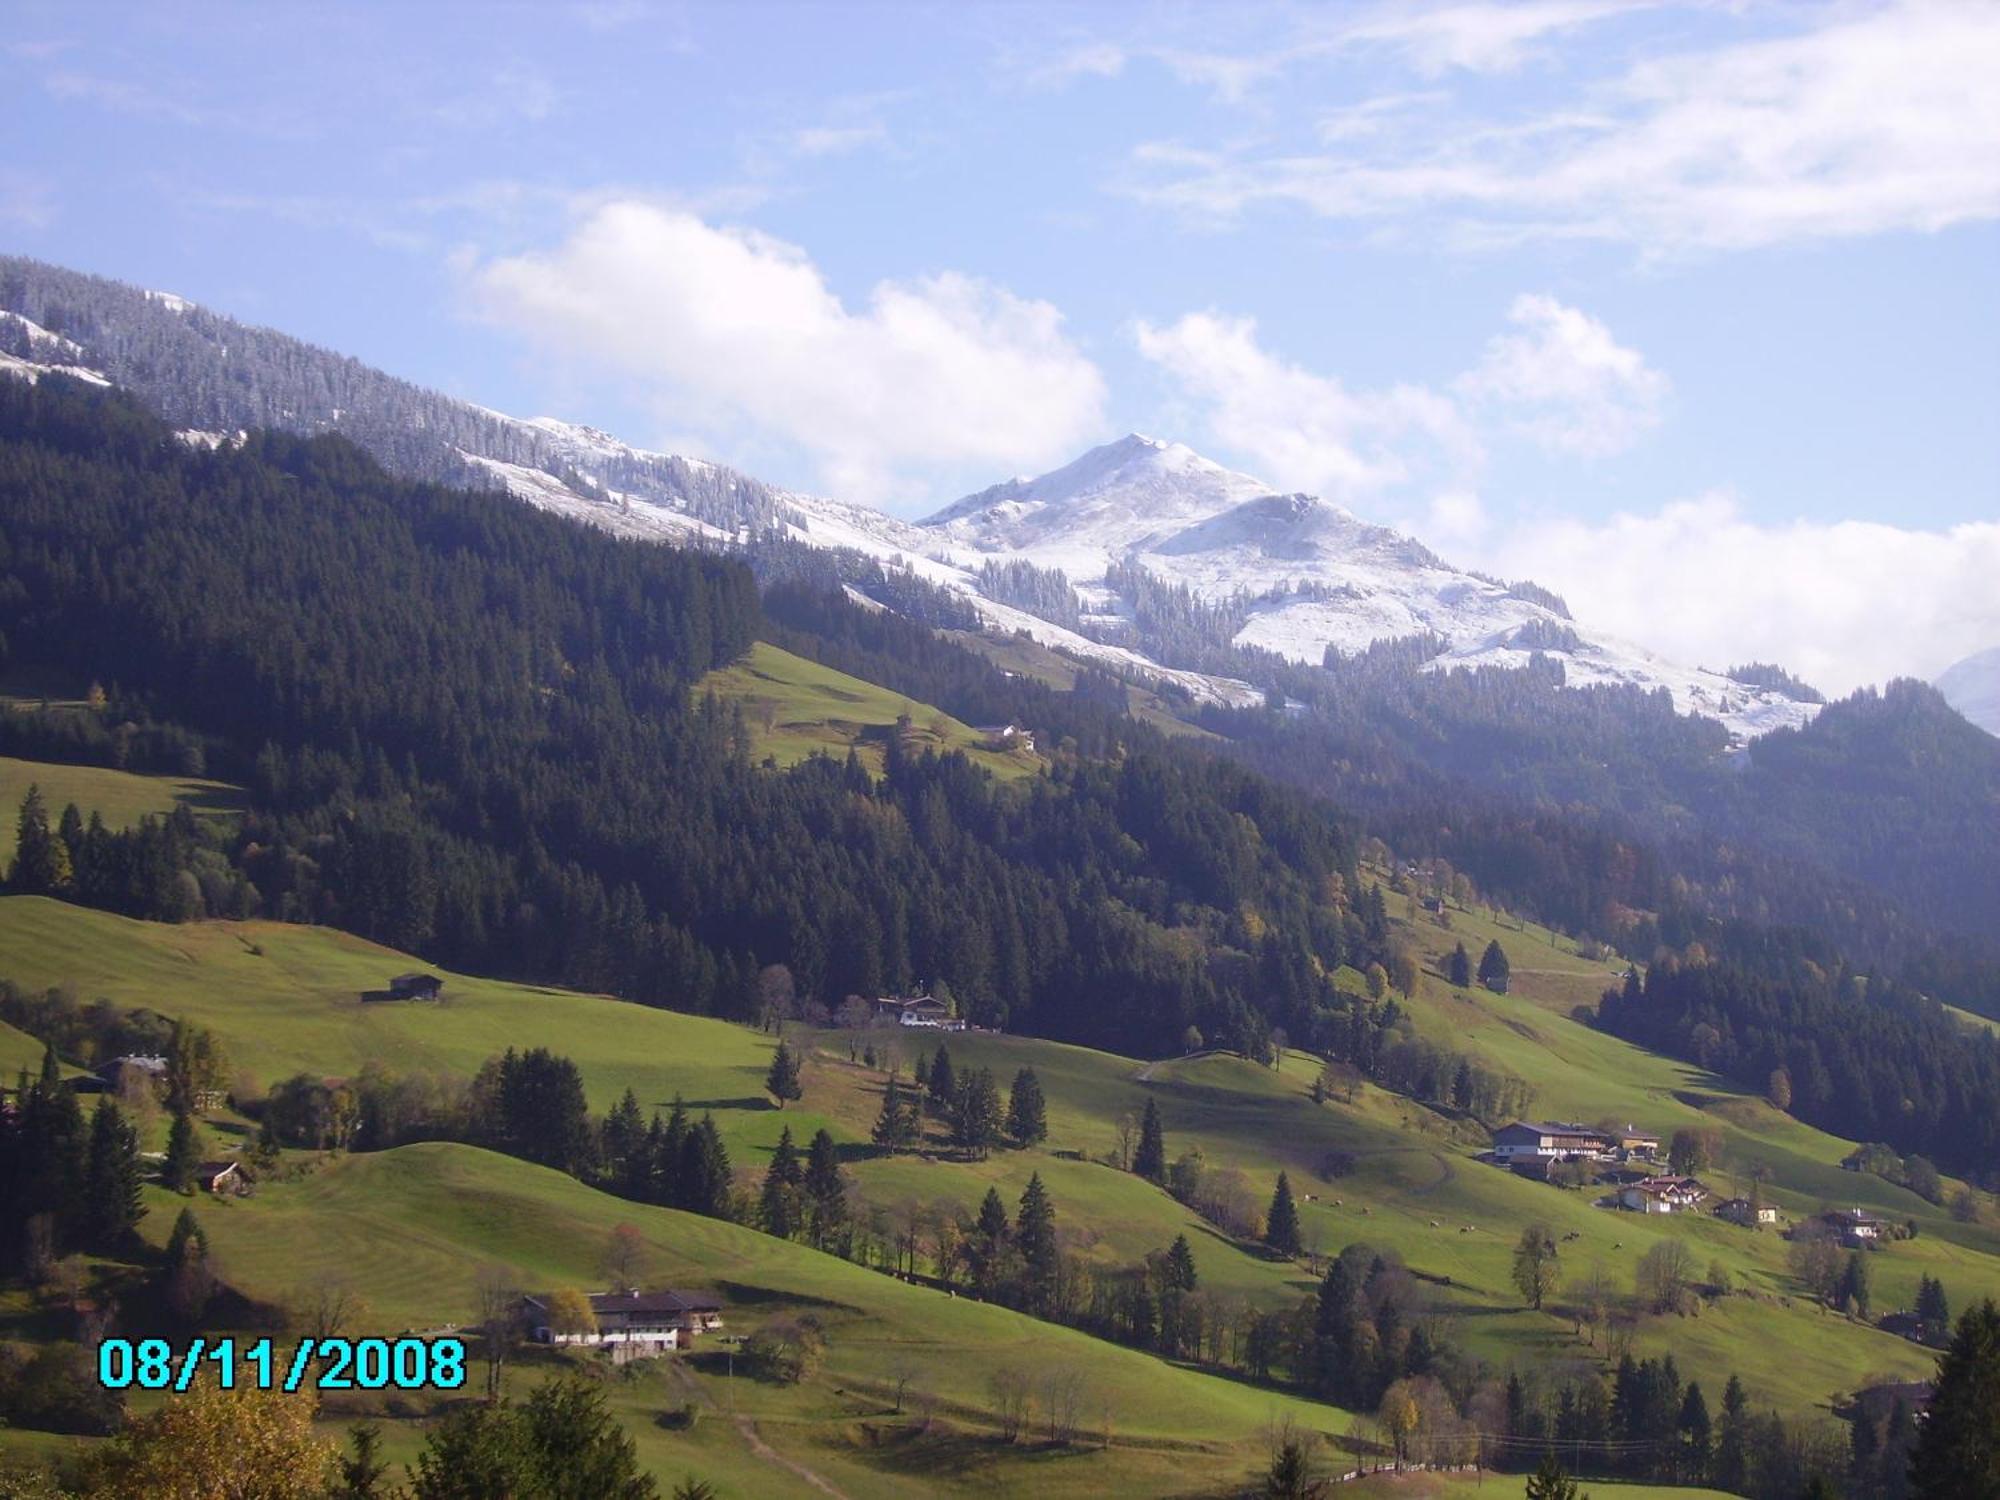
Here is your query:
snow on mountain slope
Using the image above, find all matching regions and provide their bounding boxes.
[0,263,1815,737]
[926,435,1821,741]
[1937,647,2000,736]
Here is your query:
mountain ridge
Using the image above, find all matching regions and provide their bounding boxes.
[0,254,1821,741]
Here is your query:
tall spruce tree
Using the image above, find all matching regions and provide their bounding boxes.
[952,1068,1002,1158]
[83,1096,144,1247]
[871,1075,916,1150]
[927,1046,956,1112]
[1133,1098,1166,1182]
[764,1041,803,1107]
[1265,1172,1302,1256]
[1447,942,1472,988]
[760,1126,803,1238]
[1016,1172,1057,1306]
[163,1108,201,1195]
[1909,1299,2000,1497]
[802,1128,846,1249]
[1163,1234,1198,1294]
[1005,1067,1047,1148]
[1478,940,1511,991]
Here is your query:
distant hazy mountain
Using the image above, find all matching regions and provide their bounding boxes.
[1937,647,2000,736]
[0,255,1828,740]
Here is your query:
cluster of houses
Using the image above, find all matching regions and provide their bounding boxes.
[973,722,1035,753]
[521,1288,724,1363]
[1490,1120,1661,1172]
[1489,1120,1900,1242]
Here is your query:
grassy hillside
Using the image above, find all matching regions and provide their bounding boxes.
[0,754,241,867]
[698,640,1041,779]
[120,1142,1355,1499]
[1,892,1990,1459]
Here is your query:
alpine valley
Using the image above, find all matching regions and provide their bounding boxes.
[2,253,1999,1500]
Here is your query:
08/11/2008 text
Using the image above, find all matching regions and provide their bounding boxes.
[97,1336,466,1393]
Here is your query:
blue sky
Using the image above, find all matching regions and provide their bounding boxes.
[4,0,1997,689]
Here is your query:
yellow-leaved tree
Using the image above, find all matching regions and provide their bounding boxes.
[89,1384,333,1499]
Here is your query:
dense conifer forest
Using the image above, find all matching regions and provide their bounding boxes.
[0,376,1364,1054]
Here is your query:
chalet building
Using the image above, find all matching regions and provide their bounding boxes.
[95,1054,168,1094]
[1715,1196,1779,1227]
[522,1288,724,1363]
[196,1160,243,1195]
[1823,1208,1889,1246]
[974,723,1035,753]
[872,994,963,1030]
[1611,1128,1661,1161]
[1617,1175,1708,1214]
[361,972,444,1003]
[1491,1121,1614,1165]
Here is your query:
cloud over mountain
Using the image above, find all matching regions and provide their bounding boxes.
[470,202,1106,500]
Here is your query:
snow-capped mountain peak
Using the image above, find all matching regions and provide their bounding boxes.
[924,433,1279,554]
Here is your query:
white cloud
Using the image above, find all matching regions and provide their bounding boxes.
[1021,42,1127,91]
[1481,496,2000,695]
[1132,2,2000,253]
[470,201,1107,500]
[1135,310,1475,499]
[1137,294,1659,491]
[790,122,888,158]
[1340,0,1655,76]
[1458,293,1668,455]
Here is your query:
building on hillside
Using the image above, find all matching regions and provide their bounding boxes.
[521,1288,725,1363]
[196,1160,243,1196]
[1822,1207,1889,1246]
[1611,1127,1661,1161]
[872,994,962,1030]
[1617,1175,1709,1214]
[1491,1121,1614,1165]
[974,723,1035,753]
[1483,973,1510,994]
[93,1054,168,1095]
[363,972,444,1003]
[1714,1196,1778,1227]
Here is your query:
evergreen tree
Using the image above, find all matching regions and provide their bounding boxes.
[1678,1382,1711,1483]
[602,1088,648,1198]
[1713,1374,1750,1494]
[677,1115,731,1218]
[1005,1067,1047,1148]
[1163,1233,1199,1294]
[802,1128,846,1249]
[927,1045,956,1112]
[1841,1250,1872,1318]
[8,785,73,894]
[871,1075,917,1150]
[975,1186,1010,1245]
[1134,1097,1166,1182]
[760,1126,803,1238]
[163,1108,201,1195]
[764,1041,803,1107]
[1447,942,1472,988]
[1016,1172,1057,1303]
[1265,1172,1302,1256]
[952,1067,1003,1158]
[334,1424,391,1500]
[1478,940,1511,991]
[1909,1299,2000,1498]
[1917,1274,1950,1332]
[1524,1453,1579,1500]
[83,1096,144,1247]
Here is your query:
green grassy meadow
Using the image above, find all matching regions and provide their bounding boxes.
[0,755,243,867]
[0,885,1988,1494]
[697,640,1041,779]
